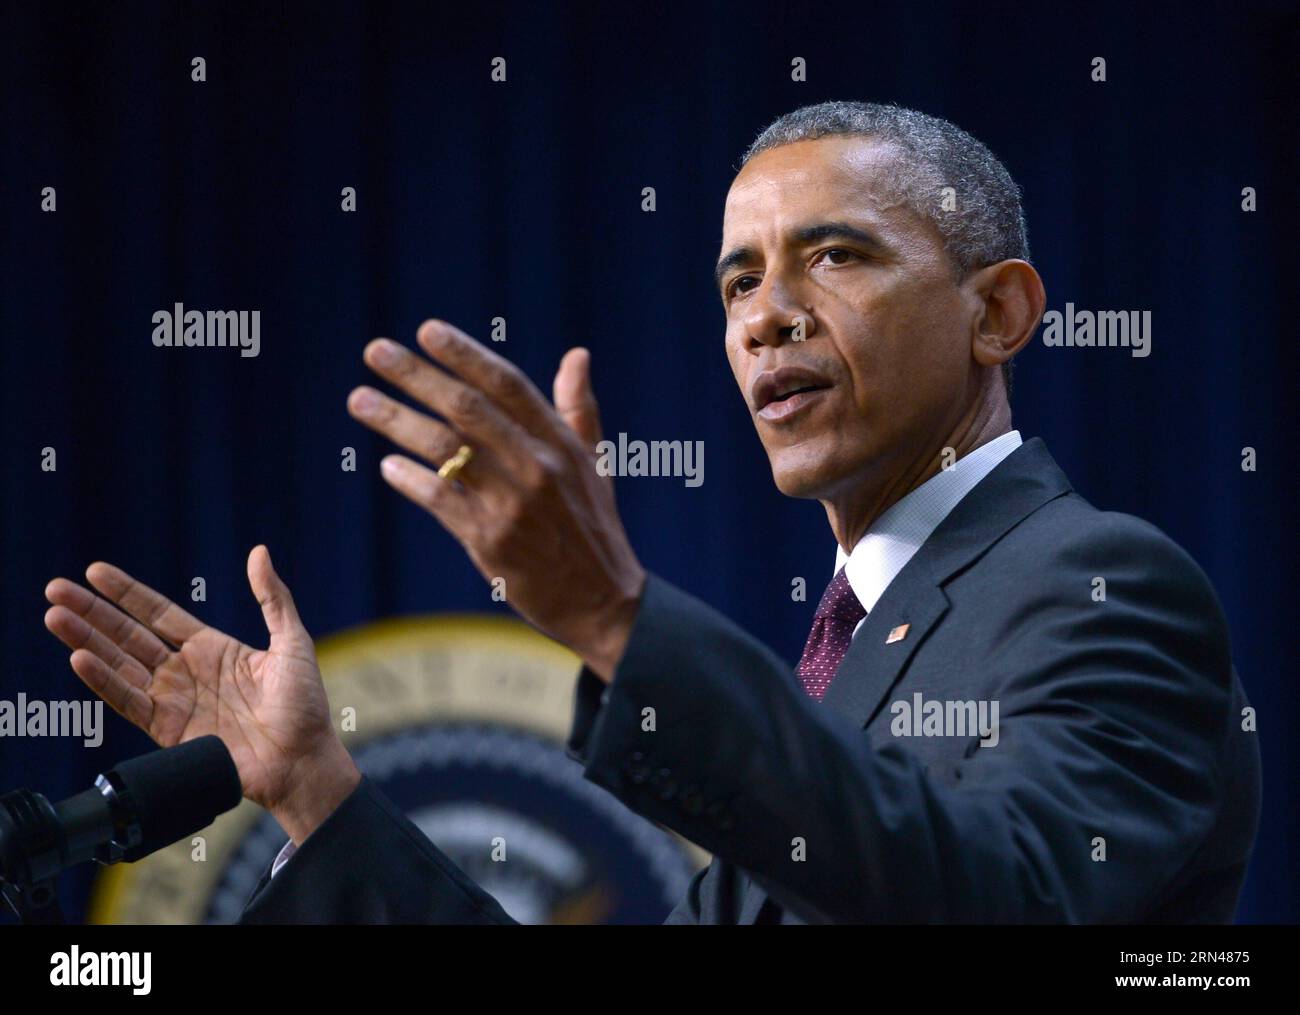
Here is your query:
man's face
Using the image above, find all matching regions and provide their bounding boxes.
[718,135,980,501]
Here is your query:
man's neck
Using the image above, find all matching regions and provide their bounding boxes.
[823,397,1012,554]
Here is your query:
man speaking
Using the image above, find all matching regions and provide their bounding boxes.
[42,101,1260,923]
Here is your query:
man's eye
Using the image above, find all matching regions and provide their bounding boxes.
[728,276,759,299]
[818,248,859,266]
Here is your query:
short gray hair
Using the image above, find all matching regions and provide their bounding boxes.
[742,101,1030,394]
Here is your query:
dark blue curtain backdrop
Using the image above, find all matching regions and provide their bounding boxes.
[2,0,1297,922]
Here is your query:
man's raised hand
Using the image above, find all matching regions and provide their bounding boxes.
[346,321,645,681]
[43,545,360,844]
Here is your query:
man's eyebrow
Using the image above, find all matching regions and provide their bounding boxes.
[791,221,888,252]
[713,245,758,293]
[713,221,888,293]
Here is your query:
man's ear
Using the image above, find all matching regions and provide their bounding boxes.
[966,259,1046,369]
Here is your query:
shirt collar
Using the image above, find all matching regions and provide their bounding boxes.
[834,430,1023,614]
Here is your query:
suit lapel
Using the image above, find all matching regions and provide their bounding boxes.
[822,580,949,728]
[821,437,1073,729]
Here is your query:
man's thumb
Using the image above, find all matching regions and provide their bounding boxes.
[248,545,306,643]
[553,347,604,448]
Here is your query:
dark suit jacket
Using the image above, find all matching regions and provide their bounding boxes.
[238,437,1261,924]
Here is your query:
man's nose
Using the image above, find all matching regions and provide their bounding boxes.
[741,275,815,350]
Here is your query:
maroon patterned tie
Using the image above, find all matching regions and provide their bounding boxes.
[796,566,867,701]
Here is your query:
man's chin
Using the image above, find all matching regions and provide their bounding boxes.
[769,458,837,500]
[766,440,877,500]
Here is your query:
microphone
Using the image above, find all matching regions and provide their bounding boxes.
[0,736,242,921]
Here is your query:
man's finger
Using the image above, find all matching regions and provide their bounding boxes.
[362,338,537,470]
[45,577,172,670]
[415,320,567,444]
[346,385,510,488]
[552,347,604,449]
[246,546,310,652]
[83,562,205,647]
[68,648,155,730]
[378,454,478,541]
[45,604,156,691]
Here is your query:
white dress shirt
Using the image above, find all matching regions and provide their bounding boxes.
[271,835,298,877]
[836,430,1022,637]
[269,430,1024,880]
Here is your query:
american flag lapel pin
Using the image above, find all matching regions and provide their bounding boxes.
[886,623,910,644]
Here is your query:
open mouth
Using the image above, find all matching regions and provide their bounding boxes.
[758,385,829,421]
[770,384,825,403]
[752,367,833,422]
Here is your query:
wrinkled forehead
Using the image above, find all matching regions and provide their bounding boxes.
[722,135,915,241]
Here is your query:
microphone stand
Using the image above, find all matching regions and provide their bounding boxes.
[0,789,68,925]
[1,875,65,924]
